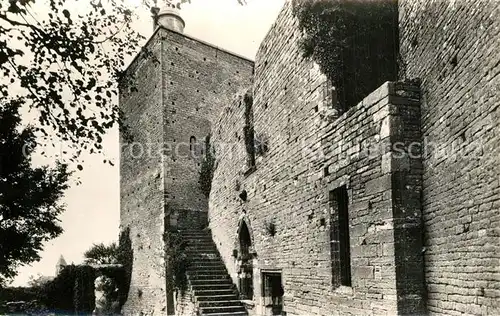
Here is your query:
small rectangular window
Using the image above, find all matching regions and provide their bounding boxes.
[262,271,283,314]
[329,185,352,287]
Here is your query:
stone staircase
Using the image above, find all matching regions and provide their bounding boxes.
[180,229,247,316]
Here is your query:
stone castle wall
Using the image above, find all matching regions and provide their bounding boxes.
[120,37,167,315]
[160,29,254,227]
[120,0,500,315]
[119,27,253,315]
[400,0,500,314]
[209,2,426,315]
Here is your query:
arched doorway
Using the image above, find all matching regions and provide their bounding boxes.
[239,221,252,259]
[238,221,253,300]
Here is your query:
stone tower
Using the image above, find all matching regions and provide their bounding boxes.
[118,5,254,314]
[55,255,67,276]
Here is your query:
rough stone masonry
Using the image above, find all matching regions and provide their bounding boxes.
[119,0,500,315]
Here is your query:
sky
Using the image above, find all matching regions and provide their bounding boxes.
[10,0,285,286]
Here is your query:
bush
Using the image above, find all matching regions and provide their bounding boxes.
[199,135,216,197]
[117,227,133,309]
[164,231,190,296]
[73,265,96,314]
[292,0,399,112]
[36,265,97,314]
[41,264,78,313]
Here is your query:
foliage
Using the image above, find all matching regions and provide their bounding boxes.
[83,242,123,313]
[239,190,247,202]
[84,242,119,265]
[264,220,276,237]
[73,265,96,314]
[199,134,216,198]
[116,227,133,309]
[292,0,399,112]
[0,286,38,304]
[97,267,123,314]
[254,132,269,156]
[0,100,70,285]
[28,274,53,287]
[0,0,149,159]
[34,264,96,314]
[243,92,256,167]
[0,0,249,161]
[39,264,78,313]
[164,230,190,296]
[0,266,97,314]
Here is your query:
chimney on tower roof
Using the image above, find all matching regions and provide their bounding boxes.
[151,3,185,33]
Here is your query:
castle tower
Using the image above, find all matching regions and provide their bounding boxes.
[118,8,254,314]
[55,255,67,276]
[156,5,185,33]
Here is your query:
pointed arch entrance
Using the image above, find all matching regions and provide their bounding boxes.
[237,218,254,300]
[239,221,252,260]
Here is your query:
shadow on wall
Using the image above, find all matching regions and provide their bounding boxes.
[117,227,133,312]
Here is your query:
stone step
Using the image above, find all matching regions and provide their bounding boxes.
[188,256,222,261]
[188,252,220,256]
[181,233,212,237]
[188,263,225,269]
[183,238,213,242]
[190,267,227,273]
[198,300,242,308]
[188,268,227,275]
[186,242,216,247]
[180,230,211,234]
[196,294,239,302]
[186,248,219,253]
[190,258,224,263]
[186,249,219,253]
[188,264,226,270]
[200,312,247,316]
[185,242,216,246]
[192,283,235,291]
[188,274,230,281]
[184,241,213,245]
[189,270,227,276]
[190,266,227,272]
[190,279,233,286]
[187,251,220,255]
[200,305,246,314]
[183,236,213,240]
[190,261,225,266]
[179,230,246,316]
[189,263,224,267]
[194,289,237,297]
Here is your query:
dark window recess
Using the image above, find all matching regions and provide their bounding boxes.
[329,185,352,287]
[239,269,253,300]
[262,272,283,315]
[243,93,256,168]
[189,136,197,158]
[337,4,398,112]
[322,79,334,109]
[239,222,253,300]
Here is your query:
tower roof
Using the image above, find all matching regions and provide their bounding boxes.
[57,255,67,266]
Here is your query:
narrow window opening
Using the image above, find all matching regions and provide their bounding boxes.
[189,136,197,158]
[329,185,352,287]
[323,166,329,177]
[243,93,256,168]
